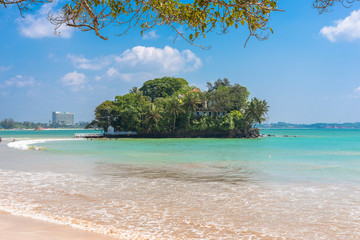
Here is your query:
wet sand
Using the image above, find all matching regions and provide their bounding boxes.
[0,212,117,240]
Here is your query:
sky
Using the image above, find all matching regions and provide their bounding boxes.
[1,1,360,124]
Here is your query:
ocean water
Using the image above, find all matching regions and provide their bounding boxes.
[0,129,360,239]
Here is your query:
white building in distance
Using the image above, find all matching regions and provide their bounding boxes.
[52,112,74,125]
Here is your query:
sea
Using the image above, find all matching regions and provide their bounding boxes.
[0,129,359,239]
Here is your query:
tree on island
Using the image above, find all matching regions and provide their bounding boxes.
[206,78,250,112]
[140,77,189,100]
[245,97,270,128]
[91,76,269,137]
[144,104,163,133]
[1,0,355,47]
[168,96,184,132]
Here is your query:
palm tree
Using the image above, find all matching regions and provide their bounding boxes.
[168,96,184,132]
[183,92,201,113]
[144,104,163,133]
[245,98,269,128]
[129,86,140,94]
[134,90,147,124]
[182,92,201,129]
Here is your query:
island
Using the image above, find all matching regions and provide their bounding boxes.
[87,77,269,138]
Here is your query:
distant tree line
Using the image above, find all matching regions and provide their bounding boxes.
[0,118,90,129]
[258,122,360,129]
[0,118,46,129]
[88,77,269,136]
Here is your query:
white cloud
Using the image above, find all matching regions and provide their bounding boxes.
[142,30,159,40]
[320,9,360,42]
[61,71,87,92]
[117,73,136,82]
[106,67,119,77]
[69,46,202,82]
[0,65,12,72]
[17,2,73,39]
[68,54,112,70]
[348,86,360,98]
[1,75,35,88]
[115,46,202,73]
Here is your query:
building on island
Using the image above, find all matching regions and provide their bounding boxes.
[104,125,137,136]
[178,91,228,117]
[193,110,226,117]
[52,112,74,125]
[193,98,227,117]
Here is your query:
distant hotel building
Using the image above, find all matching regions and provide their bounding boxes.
[52,112,74,125]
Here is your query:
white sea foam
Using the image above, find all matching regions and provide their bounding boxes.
[7,138,79,150]
[1,167,360,239]
[0,205,149,240]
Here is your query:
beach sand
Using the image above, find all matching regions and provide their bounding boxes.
[0,212,117,240]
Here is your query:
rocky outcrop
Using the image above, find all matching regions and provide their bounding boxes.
[106,128,260,138]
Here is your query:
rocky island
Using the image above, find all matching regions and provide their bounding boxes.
[87,77,269,138]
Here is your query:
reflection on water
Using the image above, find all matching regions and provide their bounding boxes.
[94,162,258,183]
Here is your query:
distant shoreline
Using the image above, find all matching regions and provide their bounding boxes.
[259,127,360,130]
[258,122,360,129]
[0,128,96,131]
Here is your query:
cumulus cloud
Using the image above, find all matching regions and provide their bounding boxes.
[17,1,73,39]
[320,9,360,42]
[61,71,87,92]
[1,75,35,88]
[115,46,202,73]
[69,46,202,82]
[142,30,159,40]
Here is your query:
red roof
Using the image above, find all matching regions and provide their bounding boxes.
[191,89,201,93]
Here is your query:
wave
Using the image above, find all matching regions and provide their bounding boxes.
[7,138,80,150]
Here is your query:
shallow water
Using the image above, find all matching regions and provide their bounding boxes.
[0,129,360,239]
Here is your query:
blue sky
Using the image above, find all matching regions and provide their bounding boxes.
[1,1,360,124]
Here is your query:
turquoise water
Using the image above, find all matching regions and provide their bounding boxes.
[0,129,100,138]
[1,129,360,239]
[36,129,360,183]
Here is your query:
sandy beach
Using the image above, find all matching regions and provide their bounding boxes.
[0,212,117,240]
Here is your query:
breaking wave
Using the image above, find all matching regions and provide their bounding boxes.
[7,138,79,150]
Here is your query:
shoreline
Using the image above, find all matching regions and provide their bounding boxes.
[0,212,117,240]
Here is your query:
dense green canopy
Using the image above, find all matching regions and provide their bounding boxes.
[139,77,189,100]
[91,76,269,135]
[206,78,250,112]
